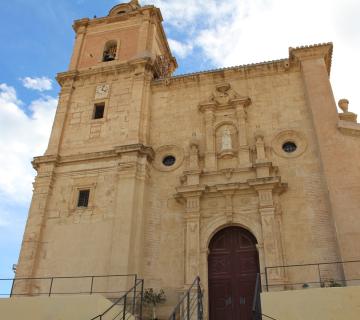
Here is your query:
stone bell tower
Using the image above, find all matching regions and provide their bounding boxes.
[16,0,176,284]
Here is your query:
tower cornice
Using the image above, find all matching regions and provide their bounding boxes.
[289,42,333,75]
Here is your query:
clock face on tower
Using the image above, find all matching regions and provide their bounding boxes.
[95,84,110,99]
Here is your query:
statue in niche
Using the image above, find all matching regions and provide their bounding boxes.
[221,127,232,150]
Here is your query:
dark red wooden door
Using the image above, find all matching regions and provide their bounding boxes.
[208,227,259,320]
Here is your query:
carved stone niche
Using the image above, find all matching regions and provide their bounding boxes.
[198,83,252,170]
[216,123,238,159]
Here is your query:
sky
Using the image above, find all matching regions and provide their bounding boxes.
[0,0,359,287]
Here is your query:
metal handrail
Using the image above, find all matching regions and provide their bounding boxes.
[265,260,360,269]
[0,274,137,281]
[264,260,360,291]
[90,278,144,320]
[168,277,203,320]
[252,274,281,320]
[0,274,137,298]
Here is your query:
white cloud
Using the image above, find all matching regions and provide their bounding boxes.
[0,215,10,227]
[21,76,53,92]
[0,83,57,203]
[168,39,193,59]
[140,0,360,115]
[141,0,239,28]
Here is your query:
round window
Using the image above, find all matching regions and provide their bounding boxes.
[162,155,176,167]
[282,141,297,153]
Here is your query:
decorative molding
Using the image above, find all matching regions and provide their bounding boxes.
[337,120,360,137]
[199,82,251,112]
[152,145,184,172]
[152,59,296,89]
[114,143,155,161]
[34,144,154,170]
[339,112,357,123]
[272,130,308,158]
[32,155,60,170]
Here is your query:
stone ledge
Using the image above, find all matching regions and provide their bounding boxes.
[338,120,360,137]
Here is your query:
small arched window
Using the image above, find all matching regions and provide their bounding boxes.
[103,40,117,62]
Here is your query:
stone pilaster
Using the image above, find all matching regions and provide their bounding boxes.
[203,106,216,171]
[291,44,342,263]
[69,20,89,70]
[176,186,205,285]
[256,187,285,286]
[128,60,153,145]
[46,74,76,156]
[14,156,58,294]
[184,195,201,284]
[108,144,154,277]
[235,104,251,167]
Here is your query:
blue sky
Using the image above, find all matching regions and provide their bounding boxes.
[0,0,359,289]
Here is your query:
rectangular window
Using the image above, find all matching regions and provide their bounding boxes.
[93,103,105,119]
[77,189,90,207]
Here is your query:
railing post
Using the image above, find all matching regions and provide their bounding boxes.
[265,267,269,291]
[49,278,54,297]
[317,264,322,287]
[123,294,127,320]
[90,276,94,295]
[186,291,190,320]
[133,275,137,315]
[197,278,203,320]
[10,278,15,298]
[139,280,144,320]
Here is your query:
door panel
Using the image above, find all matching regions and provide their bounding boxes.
[209,279,233,320]
[208,227,259,320]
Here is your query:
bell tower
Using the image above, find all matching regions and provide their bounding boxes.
[47,0,176,156]
[16,1,176,285]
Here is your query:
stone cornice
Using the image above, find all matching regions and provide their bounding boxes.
[32,155,60,170]
[289,42,333,75]
[32,144,155,170]
[152,58,294,89]
[175,185,206,201]
[337,120,360,137]
[248,176,288,194]
[56,57,154,86]
[115,143,155,160]
[73,6,157,33]
[176,176,287,199]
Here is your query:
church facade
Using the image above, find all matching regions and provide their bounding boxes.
[15,1,360,319]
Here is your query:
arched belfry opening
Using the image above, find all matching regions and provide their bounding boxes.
[102,40,117,62]
[208,226,260,320]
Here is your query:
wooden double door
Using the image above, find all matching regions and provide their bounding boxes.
[208,227,259,320]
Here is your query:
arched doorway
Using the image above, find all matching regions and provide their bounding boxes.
[208,226,260,320]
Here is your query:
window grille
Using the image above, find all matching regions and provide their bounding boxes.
[77,190,90,207]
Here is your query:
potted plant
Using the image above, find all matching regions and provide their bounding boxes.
[143,288,166,320]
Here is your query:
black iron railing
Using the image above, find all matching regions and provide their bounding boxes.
[0,274,137,298]
[252,273,262,320]
[264,260,360,291]
[168,277,203,320]
[90,278,144,320]
[252,275,281,320]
